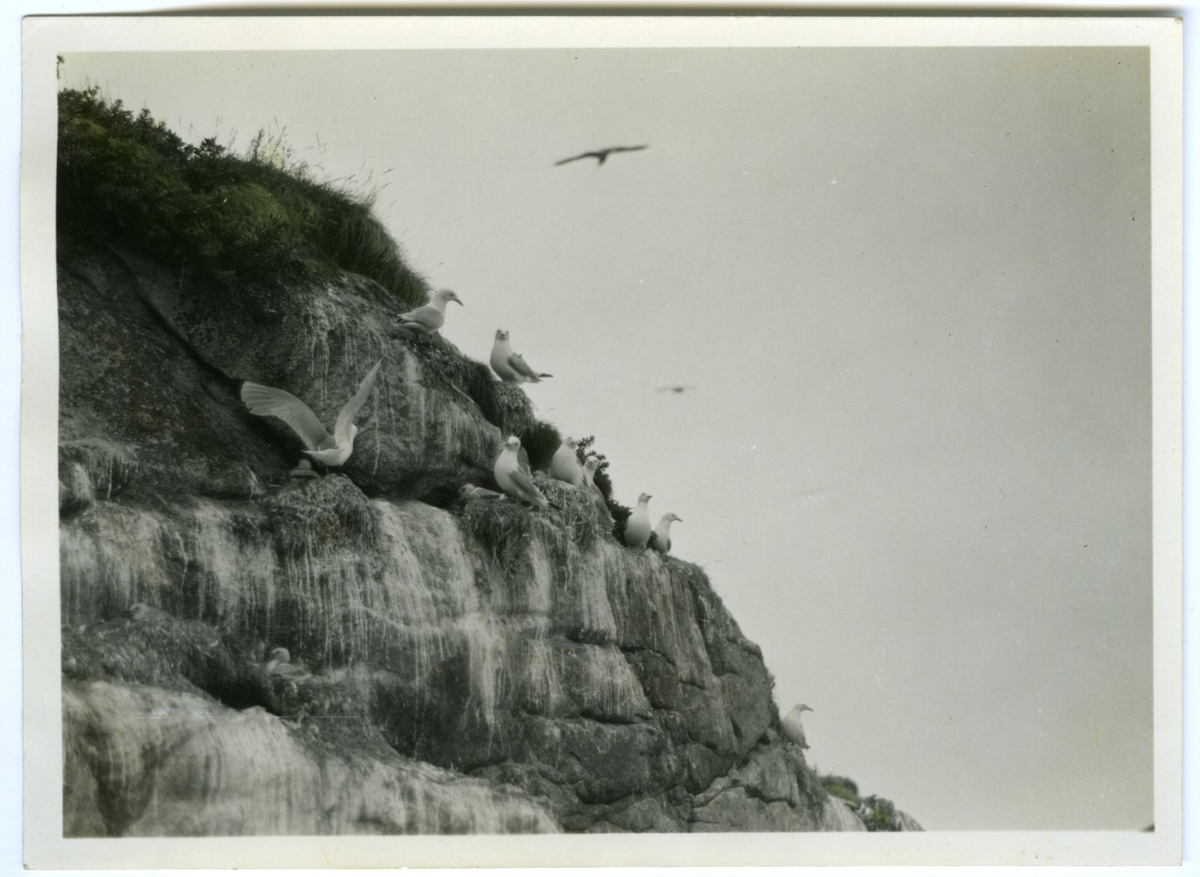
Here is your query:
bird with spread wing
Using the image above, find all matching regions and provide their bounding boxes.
[240,359,382,468]
[554,145,648,167]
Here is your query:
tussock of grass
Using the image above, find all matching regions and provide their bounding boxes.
[458,497,535,573]
[520,421,563,473]
[57,87,427,305]
[819,774,860,805]
[261,474,380,556]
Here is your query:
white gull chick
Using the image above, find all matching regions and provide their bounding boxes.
[241,360,382,467]
[650,512,682,555]
[493,436,550,509]
[396,288,463,334]
[490,330,552,384]
[548,436,585,487]
[266,647,312,682]
[623,493,653,548]
[582,457,615,526]
[780,703,813,749]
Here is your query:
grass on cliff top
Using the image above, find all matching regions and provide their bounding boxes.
[57,87,428,306]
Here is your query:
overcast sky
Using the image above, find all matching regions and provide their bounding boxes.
[60,44,1153,831]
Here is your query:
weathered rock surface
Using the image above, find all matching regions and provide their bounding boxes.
[58,236,916,835]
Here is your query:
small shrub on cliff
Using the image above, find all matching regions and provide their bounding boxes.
[820,774,860,805]
[57,87,427,305]
[860,795,902,832]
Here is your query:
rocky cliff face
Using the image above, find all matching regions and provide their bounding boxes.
[58,237,913,836]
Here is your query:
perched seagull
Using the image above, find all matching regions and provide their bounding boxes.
[780,703,813,749]
[241,359,382,468]
[555,145,648,167]
[490,330,552,384]
[266,647,312,682]
[548,436,585,488]
[459,483,507,502]
[650,512,683,555]
[623,493,653,548]
[582,457,614,526]
[494,436,550,509]
[127,602,171,623]
[396,288,463,334]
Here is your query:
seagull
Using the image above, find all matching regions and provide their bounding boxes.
[582,457,614,526]
[548,436,585,488]
[656,385,695,395]
[494,436,550,509]
[490,330,552,384]
[780,703,813,749]
[649,512,682,555]
[241,359,382,468]
[554,145,648,167]
[266,647,312,682]
[623,493,653,548]
[126,603,171,623]
[458,483,507,502]
[396,288,463,334]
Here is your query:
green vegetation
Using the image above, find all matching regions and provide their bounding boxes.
[57,87,428,305]
[819,774,859,805]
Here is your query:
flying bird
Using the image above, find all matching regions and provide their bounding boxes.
[490,330,552,384]
[494,436,550,509]
[780,703,813,749]
[623,493,653,549]
[241,359,382,468]
[396,288,463,334]
[582,457,615,527]
[266,647,312,683]
[554,145,648,167]
[649,512,682,555]
[548,436,585,488]
[656,385,695,395]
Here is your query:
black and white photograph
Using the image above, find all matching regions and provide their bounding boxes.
[18,13,1184,870]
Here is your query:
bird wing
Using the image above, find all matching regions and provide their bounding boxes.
[334,359,382,442]
[507,467,546,502]
[554,152,591,166]
[241,382,333,451]
[611,145,649,154]
[507,353,543,381]
[398,304,442,329]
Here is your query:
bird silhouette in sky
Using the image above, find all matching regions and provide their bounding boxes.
[656,384,695,394]
[554,145,648,167]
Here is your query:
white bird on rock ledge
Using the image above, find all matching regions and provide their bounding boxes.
[650,512,682,555]
[624,493,652,548]
[396,288,463,334]
[780,703,813,749]
[266,647,312,682]
[494,436,550,509]
[490,330,552,384]
[241,359,382,468]
[548,436,585,487]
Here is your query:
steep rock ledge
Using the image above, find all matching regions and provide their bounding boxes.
[58,238,909,835]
